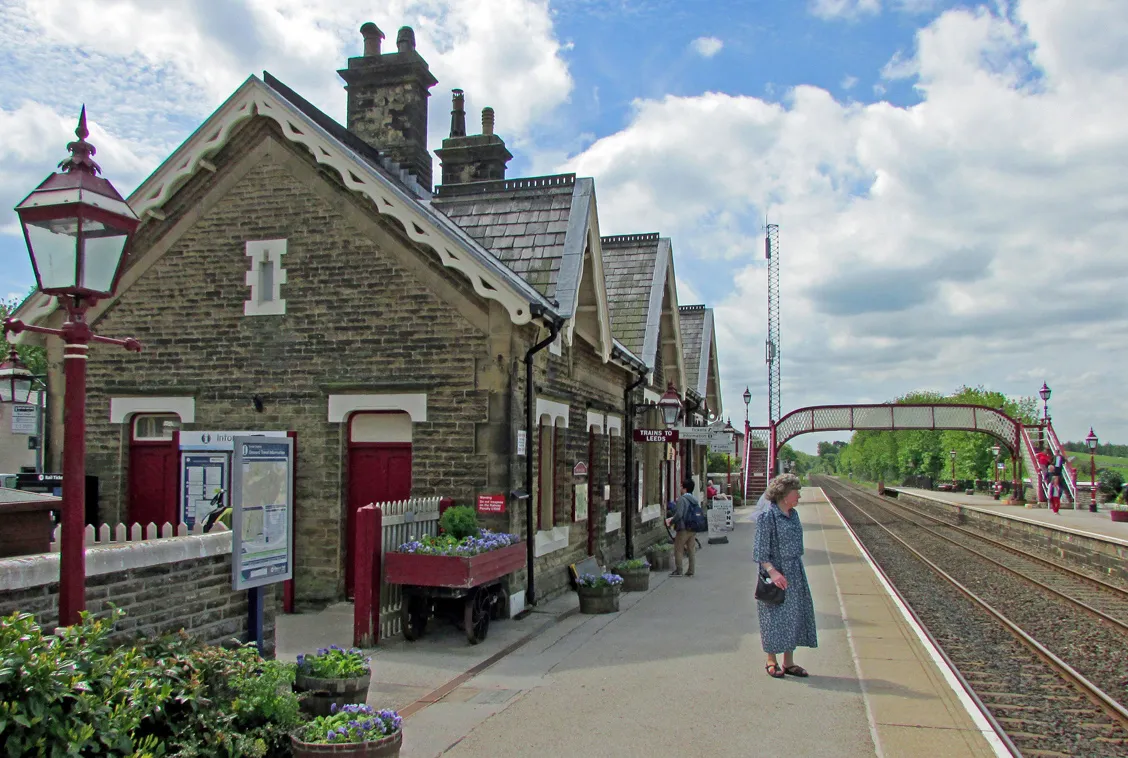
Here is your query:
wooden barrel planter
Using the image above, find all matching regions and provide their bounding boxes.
[646,547,673,572]
[291,729,402,757]
[293,672,372,717]
[612,567,650,592]
[577,585,620,614]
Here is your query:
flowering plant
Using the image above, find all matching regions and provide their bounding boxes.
[613,558,650,571]
[576,572,623,589]
[648,542,674,553]
[296,645,370,679]
[298,703,401,744]
[397,529,520,557]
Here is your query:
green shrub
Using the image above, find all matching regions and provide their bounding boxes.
[0,611,304,758]
[647,542,674,553]
[439,505,480,540]
[613,558,650,571]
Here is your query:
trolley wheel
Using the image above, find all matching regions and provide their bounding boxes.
[402,593,428,642]
[464,588,492,645]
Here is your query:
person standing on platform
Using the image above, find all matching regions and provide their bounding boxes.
[666,479,700,577]
[1049,476,1063,514]
[754,473,817,679]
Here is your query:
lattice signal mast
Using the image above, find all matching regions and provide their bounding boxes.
[765,223,781,426]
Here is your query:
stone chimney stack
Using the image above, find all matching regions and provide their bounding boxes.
[338,22,438,190]
[434,93,513,187]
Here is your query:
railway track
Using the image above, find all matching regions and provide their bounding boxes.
[814,476,1128,758]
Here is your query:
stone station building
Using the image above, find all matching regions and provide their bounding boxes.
[13,21,728,612]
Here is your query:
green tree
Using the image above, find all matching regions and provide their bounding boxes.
[0,290,48,377]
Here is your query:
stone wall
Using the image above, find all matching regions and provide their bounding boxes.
[0,532,278,651]
[81,119,495,605]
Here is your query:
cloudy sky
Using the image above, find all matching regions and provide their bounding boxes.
[0,0,1124,452]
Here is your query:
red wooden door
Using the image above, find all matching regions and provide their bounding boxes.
[346,443,411,596]
[129,443,177,527]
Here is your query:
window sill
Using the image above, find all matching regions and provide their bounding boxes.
[640,504,662,523]
[534,525,570,557]
[604,511,622,534]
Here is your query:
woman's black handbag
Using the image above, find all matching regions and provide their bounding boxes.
[754,513,786,605]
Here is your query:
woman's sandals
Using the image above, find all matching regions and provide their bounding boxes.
[765,663,786,679]
[783,665,808,677]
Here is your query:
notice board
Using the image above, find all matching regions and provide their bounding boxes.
[231,436,294,590]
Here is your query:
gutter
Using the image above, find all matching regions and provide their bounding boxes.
[623,369,649,560]
[523,305,563,607]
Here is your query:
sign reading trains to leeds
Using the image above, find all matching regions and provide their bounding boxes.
[633,428,679,443]
[476,493,506,514]
[231,437,294,590]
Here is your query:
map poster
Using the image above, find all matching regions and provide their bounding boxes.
[231,437,294,590]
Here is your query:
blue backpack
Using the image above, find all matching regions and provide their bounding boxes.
[683,495,708,532]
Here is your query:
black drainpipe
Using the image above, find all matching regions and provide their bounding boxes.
[623,369,648,559]
[524,307,561,607]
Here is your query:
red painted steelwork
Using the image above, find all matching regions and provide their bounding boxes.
[353,504,381,647]
[283,430,298,613]
[384,542,526,590]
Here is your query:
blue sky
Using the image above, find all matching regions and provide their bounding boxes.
[1,0,1126,450]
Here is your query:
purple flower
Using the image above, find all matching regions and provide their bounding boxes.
[330,703,338,714]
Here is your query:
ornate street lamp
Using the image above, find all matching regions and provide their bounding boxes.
[723,417,737,494]
[742,387,751,421]
[990,444,1001,499]
[657,383,683,428]
[0,348,35,405]
[4,107,142,626]
[1086,428,1098,513]
[1039,382,1051,424]
[949,449,957,489]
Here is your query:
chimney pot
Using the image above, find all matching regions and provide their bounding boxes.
[360,23,385,56]
[450,89,467,138]
[397,26,416,53]
[482,107,495,136]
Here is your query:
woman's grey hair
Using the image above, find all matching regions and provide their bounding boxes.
[764,473,802,504]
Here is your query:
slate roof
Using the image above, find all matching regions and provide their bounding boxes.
[680,305,707,393]
[431,175,580,303]
[600,234,661,357]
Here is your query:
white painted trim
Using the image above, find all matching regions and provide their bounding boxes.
[604,511,622,533]
[0,531,231,592]
[328,394,427,423]
[586,410,603,432]
[536,398,570,428]
[549,331,563,356]
[125,77,540,326]
[110,397,196,424]
[534,525,570,557]
[641,504,662,523]
[606,414,622,435]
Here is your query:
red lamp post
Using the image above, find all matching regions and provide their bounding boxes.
[1086,428,1098,513]
[1039,382,1052,427]
[5,107,142,626]
[724,417,737,495]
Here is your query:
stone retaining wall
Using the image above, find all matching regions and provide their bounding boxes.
[0,531,278,651]
[886,489,1128,586]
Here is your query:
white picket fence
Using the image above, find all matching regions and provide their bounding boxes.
[376,496,442,641]
[49,520,228,551]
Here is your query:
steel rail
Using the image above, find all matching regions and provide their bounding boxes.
[862,492,1128,633]
[886,492,1128,599]
[819,479,1128,731]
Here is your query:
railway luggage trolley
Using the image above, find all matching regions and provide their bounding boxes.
[383,542,526,645]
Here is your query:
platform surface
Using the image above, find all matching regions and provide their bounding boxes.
[889,486,1128,545]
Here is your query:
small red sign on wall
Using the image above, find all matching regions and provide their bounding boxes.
[573,461,589,477]
[477,493,506,514]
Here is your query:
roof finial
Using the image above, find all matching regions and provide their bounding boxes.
[59,105,101,176]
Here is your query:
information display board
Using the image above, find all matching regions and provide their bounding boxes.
[181,453,228,529]
[231,437,294,590]
[10,404,37,434]
[707,496,735,535]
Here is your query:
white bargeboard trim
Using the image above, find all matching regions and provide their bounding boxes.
[110,397,196,424]
[328,394,427,423]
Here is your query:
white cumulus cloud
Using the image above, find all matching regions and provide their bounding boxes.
[690,36,724,58]
[810,0,882,20]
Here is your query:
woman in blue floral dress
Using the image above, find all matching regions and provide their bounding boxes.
[753,473,817,678]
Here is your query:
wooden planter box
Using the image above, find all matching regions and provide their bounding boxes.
[611,567,649,592]
[0,495,58,558]
[291,729,401,757]
[384,542,525,589]
[646,549,672,572]
[1110,510,1128,523]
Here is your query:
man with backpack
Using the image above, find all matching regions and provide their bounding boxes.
[666,478,706,577]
